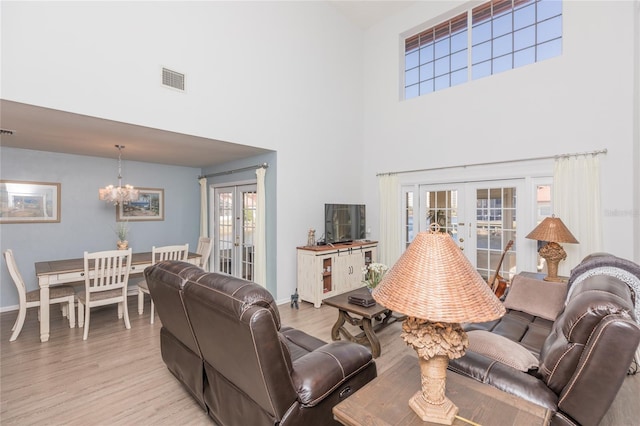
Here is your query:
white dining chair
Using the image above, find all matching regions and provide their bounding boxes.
[137,244,189,324]
[77,249,132,340]
[196,237,212,271]
[3,249,76,342]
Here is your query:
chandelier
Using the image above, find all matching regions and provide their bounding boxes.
[98,145,139,205]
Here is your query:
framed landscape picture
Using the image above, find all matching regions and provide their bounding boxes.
[116,188,164,222]
[0,180,61,224]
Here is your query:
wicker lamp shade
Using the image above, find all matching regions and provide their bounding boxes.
[372,231,505,323]
[525,215,579,244]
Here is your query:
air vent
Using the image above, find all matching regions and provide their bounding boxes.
[162,67,185,91]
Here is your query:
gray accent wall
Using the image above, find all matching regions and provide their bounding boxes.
[0,147,201,310]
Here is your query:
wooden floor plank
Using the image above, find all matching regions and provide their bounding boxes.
[1,296,637,425]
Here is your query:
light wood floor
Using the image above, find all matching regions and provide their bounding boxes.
[1,297,638,425]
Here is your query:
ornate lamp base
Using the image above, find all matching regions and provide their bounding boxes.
[401,319,468,425]
[539,241,566,282]
[409,355,459,424]
[409,391,458,424]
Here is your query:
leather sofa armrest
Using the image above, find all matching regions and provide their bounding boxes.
[291,341,374,406]
[281,327,327,353]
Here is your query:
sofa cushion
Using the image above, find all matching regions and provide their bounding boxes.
[463,309,553,358]
[280,327,327,361]
[467,330,539,372]
[503,274,568,321]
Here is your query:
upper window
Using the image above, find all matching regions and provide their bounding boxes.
[404,0,562,99]
[405,13,468,98]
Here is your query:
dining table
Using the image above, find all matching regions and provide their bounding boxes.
[34,251,201,342]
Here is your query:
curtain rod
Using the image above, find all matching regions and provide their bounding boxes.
[376,148,607,177]
[198,162,268,179]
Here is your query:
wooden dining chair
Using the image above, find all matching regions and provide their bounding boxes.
[78,249,132,340]
[137,244,189,324]
[3,249,76,342]
[196,237,212,271]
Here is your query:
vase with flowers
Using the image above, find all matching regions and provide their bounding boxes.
[115,221,129,250]
[362,262,389,292]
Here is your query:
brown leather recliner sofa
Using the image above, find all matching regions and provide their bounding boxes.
[449,253,640,426]
[144,260,377,426]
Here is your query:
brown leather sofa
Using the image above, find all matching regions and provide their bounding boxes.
[449,254,640,426]
[144,260,377,425]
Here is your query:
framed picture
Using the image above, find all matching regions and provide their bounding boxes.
[0,180,61,224]
[116,187,164,222]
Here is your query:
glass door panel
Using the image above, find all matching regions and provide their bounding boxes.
[217,189,234,275]
[240,187,256,281]
[214,184,257,281]
[402,188,416,249]
[417,180,523,280]
[473,185,518,282]
[420,186,463,247]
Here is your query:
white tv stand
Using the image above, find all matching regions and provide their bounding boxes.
[296,241,378,308]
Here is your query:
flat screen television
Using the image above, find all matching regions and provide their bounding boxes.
[324,203,366,244]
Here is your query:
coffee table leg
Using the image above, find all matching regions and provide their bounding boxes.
[361,318,381,358]
[331,310,347,341]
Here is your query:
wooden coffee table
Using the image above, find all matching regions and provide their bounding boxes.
[323,288,404,358]
[333,355,551,426]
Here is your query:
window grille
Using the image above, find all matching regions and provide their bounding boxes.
[405,12,468,99]
[404,0,562,99]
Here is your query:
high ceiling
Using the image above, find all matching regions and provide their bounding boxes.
[0,1,415,168]
[329,0,416,29]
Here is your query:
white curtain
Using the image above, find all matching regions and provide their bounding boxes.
[378,174,401,267]
[553,155,603,276]
[199,177,208,238]
[254,167,267,287]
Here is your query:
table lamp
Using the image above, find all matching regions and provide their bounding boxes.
[372,228,505,425]
[525,215,579,282]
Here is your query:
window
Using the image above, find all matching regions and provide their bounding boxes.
[404,0,562,99]
[533,184,552,272]
[405,12,468,99]
[472,0,562,79]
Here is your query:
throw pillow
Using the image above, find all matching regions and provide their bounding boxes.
[503,274,568,321]
[467,330,539,372]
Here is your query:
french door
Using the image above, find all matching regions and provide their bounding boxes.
[417,179,522,281]
[466,182,518,282]
[213,184,257,281]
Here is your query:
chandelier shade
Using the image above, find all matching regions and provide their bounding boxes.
[99,145,139,205]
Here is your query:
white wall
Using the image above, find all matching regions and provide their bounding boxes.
[361,0,639,263]
[1,1,367,303]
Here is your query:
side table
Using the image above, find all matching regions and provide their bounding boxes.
[323,288,404,358]
[333,355,551,426]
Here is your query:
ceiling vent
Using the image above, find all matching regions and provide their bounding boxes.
[162,67,185,91]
